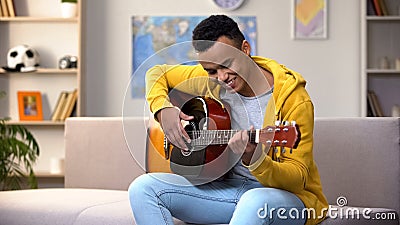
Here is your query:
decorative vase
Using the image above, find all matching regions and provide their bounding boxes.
[61,2,77,18]
[379,56,390,69]
[392,105,400,117]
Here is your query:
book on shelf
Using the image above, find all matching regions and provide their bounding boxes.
[367,0,377,15]
[51,91,68,122]
[51,89,77,122]
[372,0,383,16]
[367,96,374,117]
[378,0,388,16]
[0,0,15,17]
[59,89,77,121]
[367,91,384,117]
[0,0,9,17]
[6,0,14,17]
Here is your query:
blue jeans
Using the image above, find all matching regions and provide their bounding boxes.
[128,173,306,225]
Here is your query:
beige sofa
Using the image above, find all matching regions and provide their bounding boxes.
[0,117,398,225]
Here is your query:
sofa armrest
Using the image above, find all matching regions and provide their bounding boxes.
[314,117,400,213]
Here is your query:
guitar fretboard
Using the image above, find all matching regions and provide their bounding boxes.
[187,130,258,146]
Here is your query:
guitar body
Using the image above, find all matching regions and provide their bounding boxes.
[146,91,299,182]
[169,96,231,179]
[146,121,172,173]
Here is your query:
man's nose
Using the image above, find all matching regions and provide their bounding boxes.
[217,69,229,82]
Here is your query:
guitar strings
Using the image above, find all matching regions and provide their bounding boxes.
[183,130,258,145]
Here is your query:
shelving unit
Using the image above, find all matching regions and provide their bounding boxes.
[0,17,78,22]
[0,68,78,74]
[0,0,84,183]
[361,0,400,117]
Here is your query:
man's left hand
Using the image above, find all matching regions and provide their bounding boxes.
[228,126,261,166]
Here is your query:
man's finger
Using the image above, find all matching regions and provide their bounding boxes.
[169,131,188,150]
[180,111,194,121]
[180,125,191,143]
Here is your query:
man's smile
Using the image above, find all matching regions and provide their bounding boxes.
[226,76,237,88]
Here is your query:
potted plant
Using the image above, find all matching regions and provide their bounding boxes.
[0,91,40,190]
[61,0,78,18]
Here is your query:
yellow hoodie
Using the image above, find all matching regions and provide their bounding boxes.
[146,56,328,225]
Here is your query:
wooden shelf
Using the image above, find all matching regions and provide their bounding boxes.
[366,16,400,21]
[0,17,78,22]
[362,0,400,117]
[366,69,400,74]
[0,68,78,75]
[0,0,82,189]
[12,172,64,178]
[35,171,64,178]
[5,120,65,126]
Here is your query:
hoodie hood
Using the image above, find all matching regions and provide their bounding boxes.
[252,56,307,118]
[205,56,308,119]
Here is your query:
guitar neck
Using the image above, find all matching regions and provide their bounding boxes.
[189,124,297,149]
[190,130,258,146]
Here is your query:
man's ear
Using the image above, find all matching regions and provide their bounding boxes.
[241,40,251,56]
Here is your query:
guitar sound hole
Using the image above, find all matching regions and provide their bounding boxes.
[181,149,192,156]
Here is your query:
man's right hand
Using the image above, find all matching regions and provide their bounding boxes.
[157,107,194,150]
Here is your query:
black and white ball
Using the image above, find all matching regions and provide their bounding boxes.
[3,45,40,72]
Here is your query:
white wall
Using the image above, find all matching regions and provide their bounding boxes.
[84,0,361,117]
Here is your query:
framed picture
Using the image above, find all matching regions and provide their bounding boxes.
[17,91,43,121]
[292,0,327,39]
[130,16,257,98]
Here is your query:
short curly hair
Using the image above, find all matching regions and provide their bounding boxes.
[192,15,245,52]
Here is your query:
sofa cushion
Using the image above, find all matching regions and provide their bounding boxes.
[0,188,397,225]
[0,188,206,225]
[0,188,133,225]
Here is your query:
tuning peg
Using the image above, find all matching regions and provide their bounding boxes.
[291,121,296,126]
[275,120,281,126]
[281,140,287,154]
[283,121,290,126]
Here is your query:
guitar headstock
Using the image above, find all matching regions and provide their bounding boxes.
[257,121,300,151]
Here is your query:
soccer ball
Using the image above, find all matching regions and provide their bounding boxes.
[3,45,40,72]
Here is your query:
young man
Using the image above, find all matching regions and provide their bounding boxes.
[129,15,328,225]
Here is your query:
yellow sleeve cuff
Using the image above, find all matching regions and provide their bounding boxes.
[241,151,268,171]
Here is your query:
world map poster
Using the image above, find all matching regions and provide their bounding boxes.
[131,16,257,98]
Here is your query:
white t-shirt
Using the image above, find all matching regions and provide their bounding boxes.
[219,87,273,180]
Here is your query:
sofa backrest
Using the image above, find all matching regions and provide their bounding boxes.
[64,117,148,190]
[314,117,399,213]
[65,117,399,213]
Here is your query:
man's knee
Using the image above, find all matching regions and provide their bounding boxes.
[128,174,156,200]
[238,188,279,207]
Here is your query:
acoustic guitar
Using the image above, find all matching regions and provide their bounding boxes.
[146,95,299,181]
